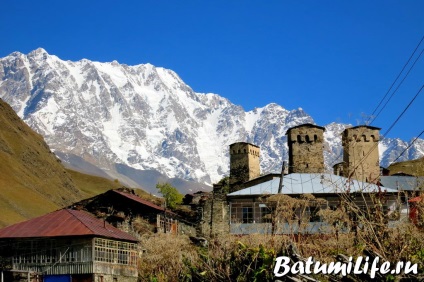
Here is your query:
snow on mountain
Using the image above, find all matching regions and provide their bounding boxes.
[0,48,423,190]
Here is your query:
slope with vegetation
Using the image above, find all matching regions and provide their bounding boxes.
[0,98,155,227]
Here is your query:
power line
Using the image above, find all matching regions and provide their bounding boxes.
[382,83,424,137]
[332,36,424,170]
[370,47,424,125]
[390,129,424,164]
[350,84,424,175]
[367,35,424,125]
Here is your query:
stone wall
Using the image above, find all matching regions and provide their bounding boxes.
[342,126,380,183]
[198,185,229,237]
[286,124,326,173]
[229,142,260,192]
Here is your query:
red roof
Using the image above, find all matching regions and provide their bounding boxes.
[113,190,165,211]
[409,196,423,203]
[0,209,137,242]
[112,190,177,217]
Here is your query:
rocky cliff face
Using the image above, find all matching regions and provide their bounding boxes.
[0,49,423,190]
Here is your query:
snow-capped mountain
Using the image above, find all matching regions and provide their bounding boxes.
[0,48,423,191]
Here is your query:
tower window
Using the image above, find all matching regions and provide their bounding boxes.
[297,135,302,143]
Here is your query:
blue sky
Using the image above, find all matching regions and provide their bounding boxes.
[1,1,423,141]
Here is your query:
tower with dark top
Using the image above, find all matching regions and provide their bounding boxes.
[342,125,381,183]
[229,142,260,192]
[286,124,326,173]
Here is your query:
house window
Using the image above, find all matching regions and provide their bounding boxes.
[242,207,253,223]
[260,206,273,223]
[94,238,137,265]
[309,206,321,222]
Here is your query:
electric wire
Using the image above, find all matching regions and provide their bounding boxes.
[350,84,424,177]
[367,35,424,125]
[390,129,424,164]
[370,47,424,125]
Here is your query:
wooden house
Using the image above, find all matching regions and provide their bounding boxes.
[71,188,196,235]
[0,209,138,282]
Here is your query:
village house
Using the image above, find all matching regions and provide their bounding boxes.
[70,188,196,236]
[0,209,138,282]
[227,172,400,234]
[196,123,404,237]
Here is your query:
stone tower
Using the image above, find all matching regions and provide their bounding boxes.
[229,142,260,192]
[342,125,381,183]
[286,124,326,173]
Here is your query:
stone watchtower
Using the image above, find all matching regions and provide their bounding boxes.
[229,142,260,193]
[342,125,381,183]
[286,124,326,173]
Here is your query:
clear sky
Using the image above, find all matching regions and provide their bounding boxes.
[1,1,423,141]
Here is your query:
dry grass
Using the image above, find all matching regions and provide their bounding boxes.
[137,224,424,281]
[138,234,199,282]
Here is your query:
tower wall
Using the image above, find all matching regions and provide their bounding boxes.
[342,126,380,183]
[286,124,326,173]
[229,142,260,192]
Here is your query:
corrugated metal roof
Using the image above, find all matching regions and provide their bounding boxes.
[0,209,138,242]
[113,190,165,211]
[380,176,424,191]
[112,190,178,217]
[227,173,399,196]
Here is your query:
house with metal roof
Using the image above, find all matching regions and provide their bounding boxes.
[198,124,408,236]
[380,175,424,193]
[227,173,400,234]
[0,209,138,282]
[70,188,196,235]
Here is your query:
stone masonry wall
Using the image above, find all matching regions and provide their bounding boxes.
[229,143,260,192]
[342,126,380,183]
[287,125,325,173]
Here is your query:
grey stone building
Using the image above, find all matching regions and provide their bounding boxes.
[342,125,381,183]
[286,124,326,173]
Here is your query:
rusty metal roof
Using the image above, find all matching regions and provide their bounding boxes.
[113,190,165,211]
[0,209,138,242]
[112,190,179,217]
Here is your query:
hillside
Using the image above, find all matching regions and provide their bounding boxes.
[0,98,152,227]
[388,157,424,176]
[0,98,82,226]
[67,168,162,205]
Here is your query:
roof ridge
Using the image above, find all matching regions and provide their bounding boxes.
[66,209,98,235]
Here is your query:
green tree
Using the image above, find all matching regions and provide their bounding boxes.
[156,182,183,209]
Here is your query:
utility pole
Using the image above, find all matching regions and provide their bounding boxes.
[164,200,167,234]
[278,161,286,194]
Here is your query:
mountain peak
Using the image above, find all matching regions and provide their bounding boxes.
[28,47,49,57]
[0,49,423,190]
